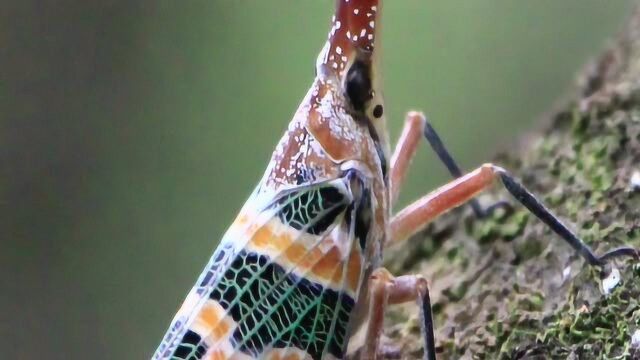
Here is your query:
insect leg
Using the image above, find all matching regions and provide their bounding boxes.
[389,163,639,266]
[390,112,427,205]
[420,113,511,218]
[359,267,436,360]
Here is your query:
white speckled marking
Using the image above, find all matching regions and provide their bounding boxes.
[602,267,621,295]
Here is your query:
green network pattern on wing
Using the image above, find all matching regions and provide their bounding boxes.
[275,184,348,235]
[210,250,355,359]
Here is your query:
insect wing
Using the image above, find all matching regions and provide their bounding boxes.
[152,188,274,359]
[153,179,366,360]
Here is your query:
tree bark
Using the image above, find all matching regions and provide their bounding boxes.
[385,6,640,360]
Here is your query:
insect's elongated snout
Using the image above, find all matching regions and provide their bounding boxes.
[316,0,381,82]
[300,0,390,168]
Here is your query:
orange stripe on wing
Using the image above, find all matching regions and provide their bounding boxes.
[206,349,227,360]
[310,245,343,284]
[310,244,363,294]
[247,222,326,269]
[191,300,236,343]
[249,223,293,252]
[246,221,364,294]
[263,347,313,360]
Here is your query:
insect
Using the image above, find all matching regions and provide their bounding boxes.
[153,1,639,359]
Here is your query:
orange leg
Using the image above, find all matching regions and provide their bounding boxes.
[390,111,426,206]
[388,163,638,266]
[360,268,435,360]
[389,112,502,216]
[389,164,495,245]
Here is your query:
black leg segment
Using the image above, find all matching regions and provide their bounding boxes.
[419,285,436,360]
[423,119,511,219]
[496,168,639,267]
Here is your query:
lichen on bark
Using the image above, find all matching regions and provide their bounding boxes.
[383,7,640,360]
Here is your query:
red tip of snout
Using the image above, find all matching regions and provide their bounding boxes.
[318,0,380,76]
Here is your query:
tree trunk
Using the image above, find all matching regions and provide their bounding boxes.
[385,6,640,360]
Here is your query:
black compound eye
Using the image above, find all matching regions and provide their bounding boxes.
[373,104,383,118]
[345,60,372,112]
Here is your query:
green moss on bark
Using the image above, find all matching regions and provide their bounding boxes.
[384,7,640,360]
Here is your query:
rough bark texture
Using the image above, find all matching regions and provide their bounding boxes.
[384,7,640,360]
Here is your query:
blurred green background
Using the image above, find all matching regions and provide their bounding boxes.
[2,1,635,358]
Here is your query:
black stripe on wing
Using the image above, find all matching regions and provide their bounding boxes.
[274,183,349,235]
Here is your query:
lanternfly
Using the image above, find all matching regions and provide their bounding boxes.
[152,1,639,359]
